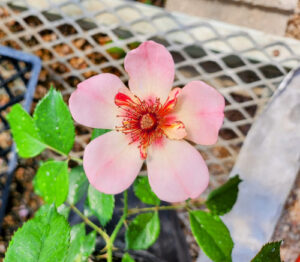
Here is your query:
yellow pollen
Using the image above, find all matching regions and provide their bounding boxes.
[140,113,156,130]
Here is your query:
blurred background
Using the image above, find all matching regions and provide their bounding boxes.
[136,0,300,37]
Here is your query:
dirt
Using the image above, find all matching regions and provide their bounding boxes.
[272,171,300,262]
[286,1,300,39]
[0,160,44,259]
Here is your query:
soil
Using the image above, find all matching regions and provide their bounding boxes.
[286,1,300,40]
[0,159,44,258]
[272,171,300,262]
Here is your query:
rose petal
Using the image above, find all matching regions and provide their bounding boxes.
[174,81,225,145]
[161,87,181,115]
[124,41,174,102]
[114,87,140,108]
[83,131,143,194]
[69,73,126,129]
[147,138,209,202]
[162,121,187,140]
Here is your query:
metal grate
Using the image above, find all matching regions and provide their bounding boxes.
[0,45,41,224]
[0,0,300,193]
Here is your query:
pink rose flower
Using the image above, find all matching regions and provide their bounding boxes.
[69,41,225,202]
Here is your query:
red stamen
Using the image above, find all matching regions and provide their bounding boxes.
[115,89,183,159]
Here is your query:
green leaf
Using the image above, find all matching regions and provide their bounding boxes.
[91,128,111,140]
[57,204,70,219]
[65,224,96,262]
[251,241,282,262]
[67,166,88,205]
[81,231,96,260]
[34,161,69,207]
[4,204,70,262]
[83,198,94,218]
[33,88,75,155]
[66,223,85,262]
[6,104,46,158]
[107,47,126,59]
[206,175,242,215]
[122,253,135,262]
[126,212,160,250]
[133,176,160,206]
[128,42,141,50]
[34,203,52,217]
[189,210,233,262]
[87,185,114,226]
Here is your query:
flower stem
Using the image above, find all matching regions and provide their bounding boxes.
[46,145,83,164]
[67,202,110,243]
[68,155,83,164]
[106,244,112,262]
[111,190,128,242]
[106,190,128,262]
[127,204,187,215]
[46,145,68,158]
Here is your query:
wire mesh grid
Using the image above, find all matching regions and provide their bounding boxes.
[0,0,300,192]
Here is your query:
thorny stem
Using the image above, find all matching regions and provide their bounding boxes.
[67,202,110,243]
[51,145,122,262]
[127,203,188,215]
[127,199,205,215]
[67,191,129,262]
[67,193,202,261]
[67,155,83,164]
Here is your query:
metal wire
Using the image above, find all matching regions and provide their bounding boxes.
[1,0,300,192]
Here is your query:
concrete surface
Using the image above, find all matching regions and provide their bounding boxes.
[166,0,296,35]
[232,0,298,11]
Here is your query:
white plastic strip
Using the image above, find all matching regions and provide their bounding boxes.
[198,67,300,262]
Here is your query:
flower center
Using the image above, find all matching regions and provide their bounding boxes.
[115,88,186,159]
[140,113,156,130]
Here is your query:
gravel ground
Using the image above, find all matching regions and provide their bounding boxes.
[272,171,300,262]
[286,0,300,39]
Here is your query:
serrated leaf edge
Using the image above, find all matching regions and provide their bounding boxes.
[189,211,233,262]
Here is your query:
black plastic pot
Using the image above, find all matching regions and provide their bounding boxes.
[69,188,192,262]
[0,45,41,227]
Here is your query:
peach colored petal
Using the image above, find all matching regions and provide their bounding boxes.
[124,41,174,103]
[147,138,209,202]
[174,81,225,145]
[83,131,143,194]
[162,121,187,140]
[69,73,126,129]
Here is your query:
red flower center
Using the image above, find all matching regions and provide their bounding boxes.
[140,113,156,130]
[115,88,186,159]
